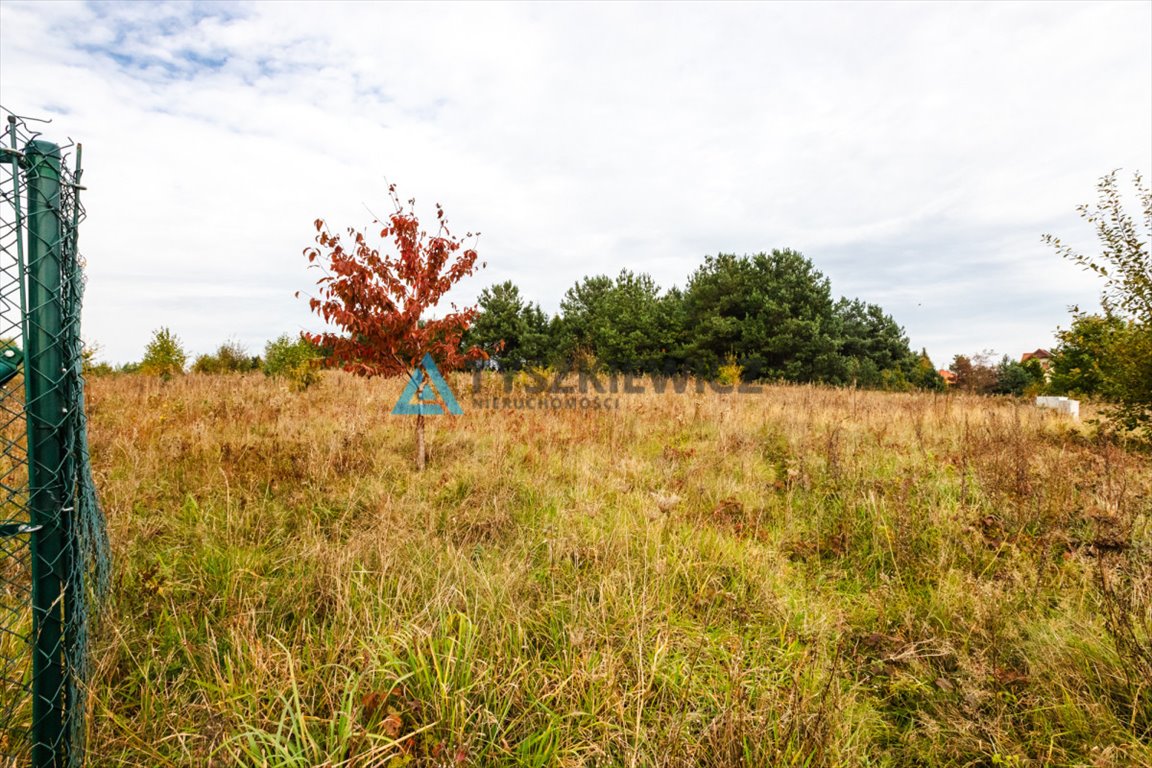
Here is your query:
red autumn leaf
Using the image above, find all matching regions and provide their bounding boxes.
[380,713,403,738]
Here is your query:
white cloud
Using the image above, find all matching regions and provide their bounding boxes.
[1,0,1148,366]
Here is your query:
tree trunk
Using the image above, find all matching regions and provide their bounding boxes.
[415,411,426,471]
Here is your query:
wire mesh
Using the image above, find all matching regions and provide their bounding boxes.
[1,107,35,767]
[1,108,108,767]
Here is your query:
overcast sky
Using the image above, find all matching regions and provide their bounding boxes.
[2,0,1149,367]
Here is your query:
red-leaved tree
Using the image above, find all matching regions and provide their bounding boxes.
[301,184,485,469]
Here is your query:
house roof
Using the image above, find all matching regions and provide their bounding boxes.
[938,369,957,383]
[1021,348,1052,363]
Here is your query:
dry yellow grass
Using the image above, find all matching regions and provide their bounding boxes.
[83,372,1150,767]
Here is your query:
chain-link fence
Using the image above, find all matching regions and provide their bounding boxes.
[1,109,108,767]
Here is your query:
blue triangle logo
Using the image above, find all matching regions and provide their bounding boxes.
[392,354,463,416]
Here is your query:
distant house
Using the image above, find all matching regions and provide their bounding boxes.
[938,369,957,386]
[1021,348,1053,374]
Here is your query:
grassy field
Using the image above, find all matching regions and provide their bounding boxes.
[84,372,1150,767]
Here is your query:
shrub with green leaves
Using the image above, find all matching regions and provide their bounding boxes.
[193,340,260,374]
[263,333,321,390]
[140,327,187,381]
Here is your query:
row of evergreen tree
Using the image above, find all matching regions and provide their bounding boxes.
[464,249,944,390]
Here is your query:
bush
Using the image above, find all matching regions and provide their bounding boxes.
[193,340,260,374]
[140,328,186,381]
[716,354,743,387]
[264,334,321,390]
[509,365,555,392]
[878,366,912,392]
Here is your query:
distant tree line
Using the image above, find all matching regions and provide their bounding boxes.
[464,249,945,391]
[945,352,1046,397]
[96,180,1149,434]
[90,330,321,390]
[89,249,942,393]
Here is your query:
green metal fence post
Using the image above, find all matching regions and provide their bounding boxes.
[24,139,67,768]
